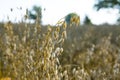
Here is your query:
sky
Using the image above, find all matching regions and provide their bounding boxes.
[0,0,119,25]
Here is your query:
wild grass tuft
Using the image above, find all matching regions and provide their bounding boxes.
[0,12,120,80]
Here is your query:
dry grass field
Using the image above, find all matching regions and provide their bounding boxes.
[0,21,120,80]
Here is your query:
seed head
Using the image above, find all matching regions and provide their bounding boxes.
[62,21,67,29]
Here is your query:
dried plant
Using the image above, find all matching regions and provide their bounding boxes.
[0,11,120,80]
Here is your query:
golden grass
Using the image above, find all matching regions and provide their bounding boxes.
[0,18,120,79]
[0,18,68,80]
[0,77,11,80]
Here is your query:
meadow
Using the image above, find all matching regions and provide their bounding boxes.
[0,20,120,80]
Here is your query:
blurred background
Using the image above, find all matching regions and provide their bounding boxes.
[0,0,119,25]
